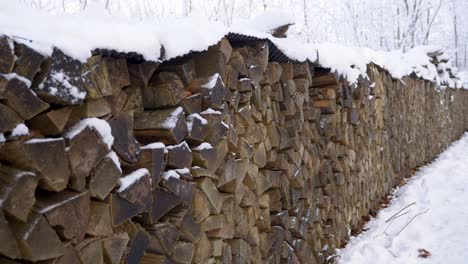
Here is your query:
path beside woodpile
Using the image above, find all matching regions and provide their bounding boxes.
[337,133,468,264]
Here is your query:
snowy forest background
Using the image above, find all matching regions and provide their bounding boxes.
[22,0,468,70]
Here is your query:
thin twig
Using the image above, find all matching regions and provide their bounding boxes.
[385,202,416,223]
[395,209,430,236]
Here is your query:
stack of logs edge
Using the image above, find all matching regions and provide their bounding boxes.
[0,35,467,264]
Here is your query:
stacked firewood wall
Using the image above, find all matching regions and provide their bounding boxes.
[0,35,467,264]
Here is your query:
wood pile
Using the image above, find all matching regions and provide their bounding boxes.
[0,34,467,264]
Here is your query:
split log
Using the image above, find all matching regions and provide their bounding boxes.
[109,112,140,164]
[41,244,82,264]
[110,193,145,226]
[238,41,269,72]
[161,177,196,206]
[76,237,103,264]
[229,50,248,77]
[147,223,179,256]
[124,228,150,264]
[9,212,65,261]
[134,107,188,144]
[217,157,249,193]
[34,48,87,105]
[192,140,227,172]
[160,59,196,86]
[143,187,181,224]
[101,234,129,264]
[172,241,195,264]
[86,201,113,237]
[194,38,232,82]
[143,72,185,108]
[89,153,121,200]
[186,113,209,143]
[121,85,144,113]
[0,138,70,192]
[0,211,21,259]
[0,36,14,74]
[0,165,37,221]
[135,143,166,186]
[3,77,49,119]
[311,71,340,89]
[28,107,72,136]
[193,189,210,223]
[187,74,227,107]
[35,190,90,244]
[67,127,108,191]
[0,104,22,133]
[180,93,202,115]
[13,43,44,81]
[86,55,130,97]
[128,61,159,88]
[196,177,225,214]
[116,169,152,208]
[165,141,192,169]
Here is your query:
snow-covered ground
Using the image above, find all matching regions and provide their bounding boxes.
[337,133,468,264]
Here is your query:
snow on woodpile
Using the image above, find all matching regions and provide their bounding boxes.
[0,0,464,88]
[65,118,114,149]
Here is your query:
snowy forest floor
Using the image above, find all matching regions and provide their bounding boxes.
[337,133,468,264]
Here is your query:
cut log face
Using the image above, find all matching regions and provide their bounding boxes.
[88,56,130,97]
[134,107,188,144]
[187,74,227,107]
[102,234,129,264]
[161,177,196,206]
[0,211,21,259]
[3,77,49,119]
[144,187,181,224]
[192,189,210,223]
[192,140,227,172]
[147,223,180,256]
[125,228,150,264]
[172,241,195,264]
[158,59,195,86]
[0,165,37,222]
[89,154,121,200]
[0,103,22,133]
[0,36,14,74]
[143,72,185,108]
[76,238,104,264]
[166,141,192,169]
[110,193,145,226]
[180,93,202,115]
[128,61,159,88]
[0,138,71,192]
[109,112,140,164]
[194,41,229,82]
[135,144,166,186]
[67,127,108,191]
[186,113,209,143]
[117,169,151,207]
[86,201,113,237]
[196,177,225,214]
[217,157,249,193]
[13,43,44,81]
[35,190,90,244]
[35,48,87,105]
[9,212,66,262]
[29,107,72,136]
[122,85,144,113]
[229,51,248,77]
[238,41,269,73]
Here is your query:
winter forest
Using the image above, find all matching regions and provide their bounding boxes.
[22,0,468,70]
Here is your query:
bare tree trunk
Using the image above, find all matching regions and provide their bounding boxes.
[454,14,458,67]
